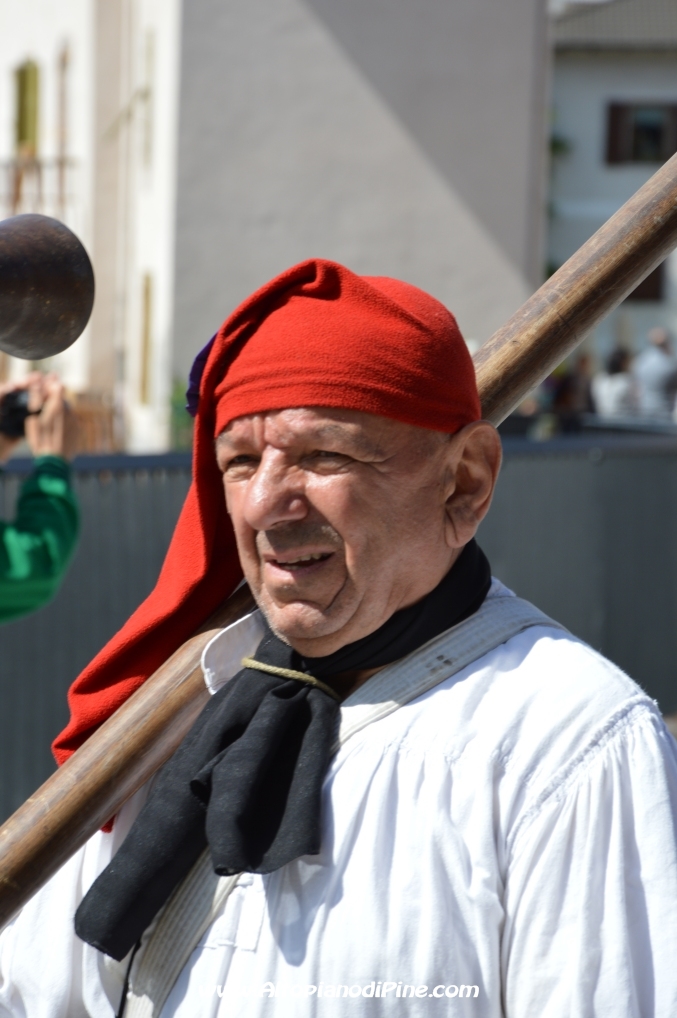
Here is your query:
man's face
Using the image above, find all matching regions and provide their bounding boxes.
[216,407,498,656]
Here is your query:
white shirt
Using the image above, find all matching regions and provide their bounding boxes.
[591,372,637,418]
[1,581,677,1017]
[633,345,677,418]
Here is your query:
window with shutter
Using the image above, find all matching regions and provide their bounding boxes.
[15,60,39,158]
[606,103,630,164]
[606,104,677,164]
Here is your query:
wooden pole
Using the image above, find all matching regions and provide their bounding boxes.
[2,155,677,929]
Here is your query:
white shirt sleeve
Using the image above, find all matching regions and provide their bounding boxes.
[502,704,677,1018]
[0,786,151,1018]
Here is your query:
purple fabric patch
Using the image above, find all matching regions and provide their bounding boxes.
[185,334,217,417]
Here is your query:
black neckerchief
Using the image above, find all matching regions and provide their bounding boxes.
[75,540,491,961]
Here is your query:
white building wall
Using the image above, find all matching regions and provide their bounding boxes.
[122,0,182,452]
[0,0,182,451]
[550,50,677,359]
[1,0,548,450]
[0,0,94,390]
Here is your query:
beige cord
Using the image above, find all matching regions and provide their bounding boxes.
[241,657,341,702]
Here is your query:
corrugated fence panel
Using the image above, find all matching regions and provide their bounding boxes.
[598,451,677,710]
[479,450,606,652]
[0,456,192,821]
[0,441,676,823]
[478,437,677,716]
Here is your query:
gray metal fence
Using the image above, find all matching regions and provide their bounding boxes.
[479,435,677,717]
[0,438,676,822]
[0,454,192,821]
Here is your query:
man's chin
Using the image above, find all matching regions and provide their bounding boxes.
[258,593,354,650]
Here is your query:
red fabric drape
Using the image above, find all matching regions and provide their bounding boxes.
[53,259,480,764]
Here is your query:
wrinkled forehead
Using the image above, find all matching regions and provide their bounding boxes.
[215,405,450,456]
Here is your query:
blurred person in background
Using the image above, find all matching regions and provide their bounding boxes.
[550,353,594,433]
[591,347,637,418]
[633,327,677,420]
[569,352,595,416]
[0,373,79,623]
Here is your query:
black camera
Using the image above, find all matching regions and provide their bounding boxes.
[0,389,38,438]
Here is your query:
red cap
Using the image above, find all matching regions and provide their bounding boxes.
[53,259,480,764]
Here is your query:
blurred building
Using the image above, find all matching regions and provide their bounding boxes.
[0,0,181,452]
[1,0,549,451]
[0,3,94,402]
[549,0,677,361]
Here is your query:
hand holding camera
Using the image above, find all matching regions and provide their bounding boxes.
[0,374,79,464]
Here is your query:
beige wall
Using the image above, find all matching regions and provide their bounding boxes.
[173,0,550,379]
[88,0,181,450]
[0,0,94,391]
[88,0,125,397]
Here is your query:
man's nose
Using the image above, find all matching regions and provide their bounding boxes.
[242,455,307,531]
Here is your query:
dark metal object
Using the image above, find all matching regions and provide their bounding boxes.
[0,390,39,438]
[0,214,94,361]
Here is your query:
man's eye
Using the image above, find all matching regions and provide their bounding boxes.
[226,454,258,469]
[310,450,348,461]
[304,450,353,469]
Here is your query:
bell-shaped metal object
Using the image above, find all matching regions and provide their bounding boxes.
[0,213,95,360]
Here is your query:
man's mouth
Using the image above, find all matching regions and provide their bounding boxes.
[267,552,334,573]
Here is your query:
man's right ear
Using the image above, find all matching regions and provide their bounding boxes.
[442,422,502,550]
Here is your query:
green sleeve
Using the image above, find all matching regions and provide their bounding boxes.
[0,456,80,623]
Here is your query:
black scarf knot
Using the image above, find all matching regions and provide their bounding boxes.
[75,540,491,961]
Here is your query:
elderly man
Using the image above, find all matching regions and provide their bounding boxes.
[1,260,677,1017]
